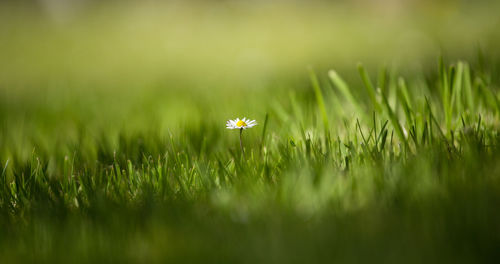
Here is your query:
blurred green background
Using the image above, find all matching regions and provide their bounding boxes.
[2,0,500,263]
[2,0,499,85]
[2,0,500,87]
[2,0,500,152]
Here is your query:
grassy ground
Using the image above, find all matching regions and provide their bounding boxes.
[2,1,500,263]
[2,57,500,263]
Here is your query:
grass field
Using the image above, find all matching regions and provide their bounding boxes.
[1,1,500,263]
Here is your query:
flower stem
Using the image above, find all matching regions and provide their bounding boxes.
[239,128,245,157]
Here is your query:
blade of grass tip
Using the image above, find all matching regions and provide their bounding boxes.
[260,113,269,153]
[366,123,375,144]
[1,159,8,177]
[299,123,311,157]
[453,61,464,117]
[397,77,414,126]
[381,87,409,150]
[379,129,388,152]
[397,77,413,110]
[463,62,475,113]
[425,96,447,141]
[356,118,369,147]
[389,70,399,118]
[439,56,452,131]
[413,106,424,145]
[449,65,456,110]
[1,159,9,190]
[309,68,330,138]
[328,69,363,115]
[476,114,481,134]
[421,121,428,146]
[356,118,375,159]
[376,120,389,146]
[325,81,346,119]
[409,125,419,148]
[377,65,388,94]
[357,63,381,112]
[461,116,467,133]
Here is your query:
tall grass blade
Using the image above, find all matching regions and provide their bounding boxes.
[397,77,414,125]
[463,62,475,113]
[328,69,363,114]
[381,87,408,149]
[440,57,452,130]
[452,61,464,117]
[260,113,269,153]
[357,63,381,112]
[309,68,330,138]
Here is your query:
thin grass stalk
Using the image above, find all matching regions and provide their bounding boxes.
[240,128,245,158]
[357,63,381,112]
[309,68,330,140]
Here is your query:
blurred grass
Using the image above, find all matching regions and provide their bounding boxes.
[1,0,500,263]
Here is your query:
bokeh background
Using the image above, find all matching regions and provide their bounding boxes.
[1,1,500,263]
[2,0,500,84]
[2,0,500,156]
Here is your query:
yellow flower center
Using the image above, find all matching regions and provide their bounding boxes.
[236,120,247,127]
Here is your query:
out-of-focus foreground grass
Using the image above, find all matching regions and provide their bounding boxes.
[1,0,500,263]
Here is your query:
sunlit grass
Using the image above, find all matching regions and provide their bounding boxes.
[1,1,500,263]
[1,56,500,262]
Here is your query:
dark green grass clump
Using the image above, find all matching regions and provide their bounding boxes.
[1,58,500,263]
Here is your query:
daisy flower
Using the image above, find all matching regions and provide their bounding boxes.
[226,118,257,130]
[226,117,257,157]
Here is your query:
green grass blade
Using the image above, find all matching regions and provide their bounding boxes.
[463,62,475,113]
[397,77,414,126]
[357,63,381,112]
[377,65,388,94]
[380,88,408,150]
[260,113,269,153]
[309,68,330,137]
[452,61,464,117]
[440,57,452,131]
[328,69,363,115]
